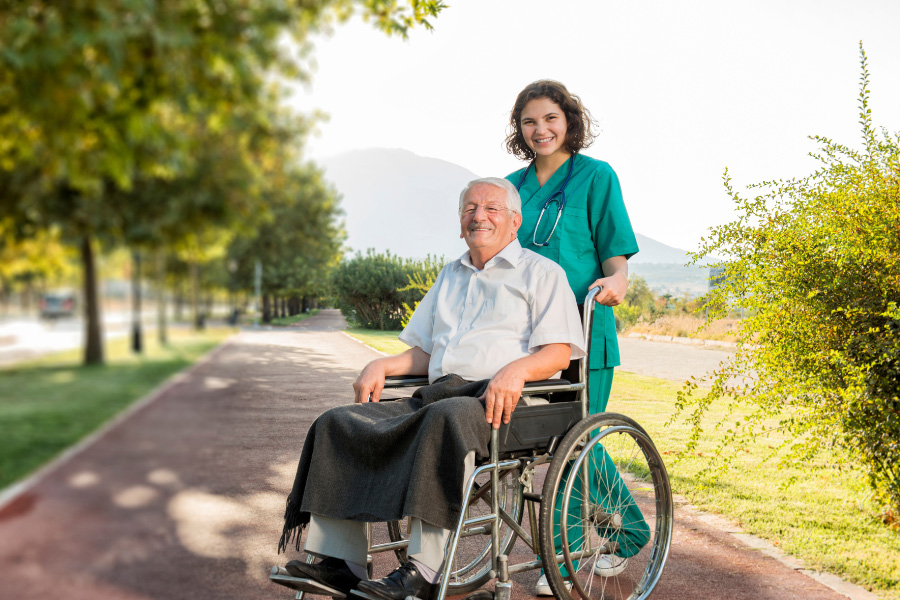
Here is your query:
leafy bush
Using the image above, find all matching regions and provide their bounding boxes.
[614,275,655,330]
[613,275,703,332]
[332,250,445,330]
[672,45,900,520]
[399,265,442,329]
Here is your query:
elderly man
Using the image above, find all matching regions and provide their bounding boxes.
[278,177,586,600]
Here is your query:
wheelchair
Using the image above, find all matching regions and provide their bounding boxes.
[271,288,673,600]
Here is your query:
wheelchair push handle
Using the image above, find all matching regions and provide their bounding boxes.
[582,285,602,345]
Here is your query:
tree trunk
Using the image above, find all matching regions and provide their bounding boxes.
[0,279,8,316]
[81,235,104,365]
[174,283,183,321]
[131,249,143,353]
[156,249,168,345]
[190,261,204,330]
[262,294,272,323]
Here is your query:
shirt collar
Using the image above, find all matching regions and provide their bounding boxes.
[459,238,523,272]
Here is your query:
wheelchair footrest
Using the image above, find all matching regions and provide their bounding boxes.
[349,590,384,600]
[269,566,347,598]
[351,589,424,600]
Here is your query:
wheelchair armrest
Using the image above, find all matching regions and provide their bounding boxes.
[384,376,585,393]
[522,379,585,395]
[384,375,429,388]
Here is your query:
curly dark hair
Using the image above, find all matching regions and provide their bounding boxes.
[504,80,598,161]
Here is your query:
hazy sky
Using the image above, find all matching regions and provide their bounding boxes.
[287,0,900,251]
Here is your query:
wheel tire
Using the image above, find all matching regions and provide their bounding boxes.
[538,413,673,600]
[387,467,524,594]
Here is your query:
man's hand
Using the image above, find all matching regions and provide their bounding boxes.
[353,359,387,403]
[478,343,571,429]
[352,346,431,403]
[480,363,527,429]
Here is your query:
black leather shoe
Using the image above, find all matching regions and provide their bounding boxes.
[358,561,436,600]
[285,556,362,596]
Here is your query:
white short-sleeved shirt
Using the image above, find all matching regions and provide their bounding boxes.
[399,239,587,383]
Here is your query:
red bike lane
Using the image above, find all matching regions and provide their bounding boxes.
[0,311,859,600]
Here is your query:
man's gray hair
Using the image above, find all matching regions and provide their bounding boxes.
[458,177,522,216]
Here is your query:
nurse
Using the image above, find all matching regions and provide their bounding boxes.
[504,80,645,595]
[505,80,637,409]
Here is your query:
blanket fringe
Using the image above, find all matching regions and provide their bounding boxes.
[278,494,308,554]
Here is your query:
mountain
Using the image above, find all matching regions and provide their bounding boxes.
[319,148,708,295]
[630,233,691,264]
[320,148,478,261]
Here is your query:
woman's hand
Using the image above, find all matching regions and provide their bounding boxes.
[591,256,629,306]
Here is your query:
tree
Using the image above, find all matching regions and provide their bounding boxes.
[673,45,900,519]
[227,162,345,322]
[0,219,75,311]
[0,0,445,364]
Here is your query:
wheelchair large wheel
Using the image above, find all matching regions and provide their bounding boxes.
[538,413,673,600]
[387,466,523,593]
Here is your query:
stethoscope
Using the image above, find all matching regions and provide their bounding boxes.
[515,154,575,247]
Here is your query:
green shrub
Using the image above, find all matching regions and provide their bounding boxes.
[673,45,900,519]
[332,250,445,330]
[399,263,442,328]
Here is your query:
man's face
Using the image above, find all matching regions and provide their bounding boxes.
[459,184,522,255]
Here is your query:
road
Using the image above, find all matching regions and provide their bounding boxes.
[617,336,736,385]
[0,313,144,367]
[0,310,852,600]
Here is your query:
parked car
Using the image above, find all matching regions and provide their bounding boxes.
[39,291,77,319]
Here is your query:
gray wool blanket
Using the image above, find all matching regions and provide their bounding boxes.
[279,375,492,553]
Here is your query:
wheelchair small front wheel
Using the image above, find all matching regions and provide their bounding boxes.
[386,467,523,594]
[538,413,673,600]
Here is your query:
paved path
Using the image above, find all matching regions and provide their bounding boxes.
[0,311,851,600]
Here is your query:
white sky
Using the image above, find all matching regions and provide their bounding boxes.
[286,0,900,252]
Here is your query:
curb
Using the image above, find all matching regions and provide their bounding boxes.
[674,497,880,600]
[622,332,737,348]
[0,338,235,513]
[341,331,389,356]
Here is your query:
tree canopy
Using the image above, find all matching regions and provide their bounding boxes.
[674,44,900,519]
[0,0,445,363]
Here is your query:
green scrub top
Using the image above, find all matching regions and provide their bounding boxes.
[507,154,638,369]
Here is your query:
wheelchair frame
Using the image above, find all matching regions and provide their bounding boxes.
[271,288,674,600]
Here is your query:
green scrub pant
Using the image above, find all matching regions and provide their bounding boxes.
[542,368,651,575]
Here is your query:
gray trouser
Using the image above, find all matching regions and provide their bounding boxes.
[305,451,475,572]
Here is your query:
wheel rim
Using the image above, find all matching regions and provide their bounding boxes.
[554,423,673,600]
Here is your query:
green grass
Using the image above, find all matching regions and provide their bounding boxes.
[610,371,900,599]
[0,327,233,491]
[343,328,899,598]
[268,308,320,326]
[345,328,405,354]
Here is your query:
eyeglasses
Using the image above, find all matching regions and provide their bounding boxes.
[460,204,513,217]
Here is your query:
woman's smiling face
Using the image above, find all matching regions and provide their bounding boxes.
[520,97,569,160]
